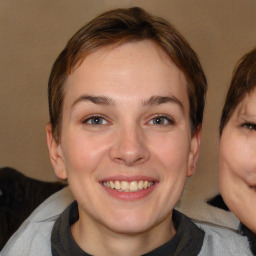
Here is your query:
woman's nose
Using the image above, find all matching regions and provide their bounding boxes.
[109,126,150,166]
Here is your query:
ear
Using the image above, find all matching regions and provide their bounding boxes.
[46,123,67,180]
[187,126,201,177]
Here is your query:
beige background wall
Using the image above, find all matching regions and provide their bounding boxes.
[1,0,256,203]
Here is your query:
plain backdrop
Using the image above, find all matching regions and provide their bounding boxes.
[1,0,256,207]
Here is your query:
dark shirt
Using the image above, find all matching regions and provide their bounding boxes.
[240,223,256,255]
[51,201,204,256]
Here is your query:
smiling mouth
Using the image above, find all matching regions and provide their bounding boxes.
[102,180,154,192]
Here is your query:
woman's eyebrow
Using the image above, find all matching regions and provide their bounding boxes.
[142,95,184,112]
[71,94,184,112]
[238,113,256,120]
[72,95,116,107]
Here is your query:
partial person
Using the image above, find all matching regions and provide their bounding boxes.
[1,7,252,256]
[219,47,256,255]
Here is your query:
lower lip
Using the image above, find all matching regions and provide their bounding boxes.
[101,183,157,201]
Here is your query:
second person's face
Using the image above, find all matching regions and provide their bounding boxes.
[219,89,256,233]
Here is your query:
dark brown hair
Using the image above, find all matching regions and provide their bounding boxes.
[48,7,207,142]
[219,47,256,135]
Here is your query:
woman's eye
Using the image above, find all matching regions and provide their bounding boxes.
[83,116,108,125]
[242,123,256,131]
[149,116,173,125]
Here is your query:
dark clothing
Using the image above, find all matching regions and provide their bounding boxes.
[2,188,253,255]
[51,201,204,256]
[240,223,256,255]
[0,167,66,250]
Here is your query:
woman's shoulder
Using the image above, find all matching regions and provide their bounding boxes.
[195,221,253,256]
[1,187,74,256]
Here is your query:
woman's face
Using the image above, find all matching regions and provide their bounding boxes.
[219,89,256,233]
[47,40,200,242]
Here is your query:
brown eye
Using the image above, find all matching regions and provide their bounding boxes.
[242,123,256,131]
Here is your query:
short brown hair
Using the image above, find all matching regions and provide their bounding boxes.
[48,7,207,142]
[219,47,256,135]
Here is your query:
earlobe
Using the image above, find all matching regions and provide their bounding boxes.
[187,126,201,177]
[46,123,67,180]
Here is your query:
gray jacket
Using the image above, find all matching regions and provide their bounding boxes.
[1,187,253,256]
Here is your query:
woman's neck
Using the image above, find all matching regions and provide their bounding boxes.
[71,212,176,256]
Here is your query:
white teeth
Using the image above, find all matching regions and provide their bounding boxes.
[138,180,144,190]
[115,181,121,190]
[103,180,154,192]
[121,181,129,191]
[130,181,138,191]
[110,181,115,189]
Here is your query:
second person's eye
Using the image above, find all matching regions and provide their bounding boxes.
[242,122,256,131]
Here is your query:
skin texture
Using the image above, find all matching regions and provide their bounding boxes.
[219,90,256,234]
[47,40,200,255]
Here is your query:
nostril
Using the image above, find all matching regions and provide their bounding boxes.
[110,133,150,166]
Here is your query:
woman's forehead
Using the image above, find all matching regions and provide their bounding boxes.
[232,90,256,119]
[63,40,189,109]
